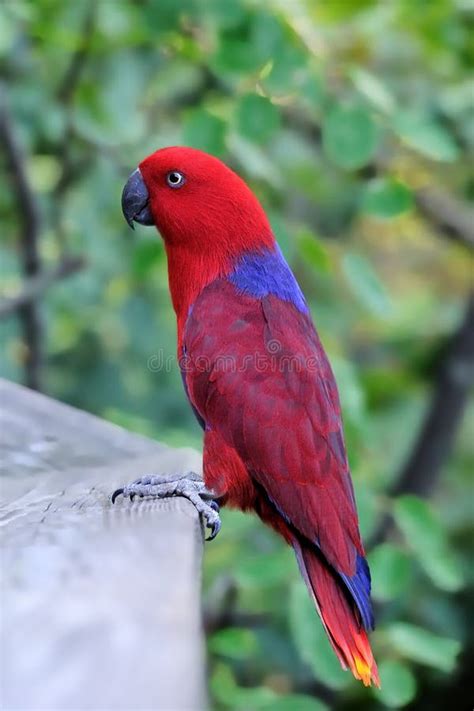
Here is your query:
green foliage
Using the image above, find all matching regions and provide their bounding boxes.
[210,628,259,661]
[376,660,417,708]
[233,546,294,589]
[183,109,227,156]
[361,179,413,219]
[392,111,460,162]
[268,695,329,711]
[368,544,412,602]
[322,105,379,170]
[289,581,349,690]
[236,94,281,144]
[211,662,275,709]
[211,661,329,711]
[296,229,332,274]
[350,68,395,114]
[1,1,472,710]
[132,238,164,280]
[385,623,461,673]
[341,253,392,316]
[394,496,464,592]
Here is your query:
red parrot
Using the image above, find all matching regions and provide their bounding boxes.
[116,146,379,687]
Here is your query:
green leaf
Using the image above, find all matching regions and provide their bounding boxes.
[342,253,392,316]
[210,663,238,706]
[331,356,366,425]
[209,628,259,661]
[368,544,412,601]
[262,44,308,94]
[76,54,147,144]
[250,11,286,65]
[0,5,16,56]
[289,581,350,690]
[385,623,461,672]
[300,73,326,109]
[421,550,465,593]
[203,0,245,29]
[351,68,395,114]
[142,0,195,32]
[361,179,413,218]
[229,134,283,190]
[296,229,332,273]
[394,496,444,550]
[317,0,377,20]
[27,155,61,193]
[234,548,294,588]
[392,111,459,162]
[269,213,293,260]
[215,40,256,74]
[236,94,281,144]
[322,105,379,170]
[182,109,227,156]
[262,694,329,711]
[376,660,417,708]
[132,239,163,279]
[212,29,266,76]
[393,496,464,592]
[353,481,378,540]
[210,662,275,709]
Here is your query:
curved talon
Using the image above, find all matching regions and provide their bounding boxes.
[111,488,124,504]
[112,488,138,503]
[111,475,222,541]
[206,516,221,541]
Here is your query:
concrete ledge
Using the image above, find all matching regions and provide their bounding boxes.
[0,378,206,711]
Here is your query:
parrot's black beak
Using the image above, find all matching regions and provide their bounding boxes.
[121,168,154,229]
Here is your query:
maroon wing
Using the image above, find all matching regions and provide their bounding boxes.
[183,279,365,577]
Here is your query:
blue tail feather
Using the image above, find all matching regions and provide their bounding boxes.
[339,554,375,631]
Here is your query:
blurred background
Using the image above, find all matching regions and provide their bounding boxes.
[0,1,472,710]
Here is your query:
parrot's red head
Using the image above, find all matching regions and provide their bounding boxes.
[123,146,274,251]
[122,146,275,329]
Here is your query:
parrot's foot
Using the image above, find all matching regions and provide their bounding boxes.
[111,471,221,540]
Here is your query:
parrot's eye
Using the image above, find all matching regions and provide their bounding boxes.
[166,171,186,189]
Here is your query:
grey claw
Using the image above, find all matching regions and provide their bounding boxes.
[110,474,222,540]
[111,488,124,504]
[206,516,221,541]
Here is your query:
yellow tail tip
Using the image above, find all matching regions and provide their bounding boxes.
[353,655,380,688]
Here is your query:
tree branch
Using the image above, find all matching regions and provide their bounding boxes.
[52,2,96,251]
[203,576,269,635]
[281,105,474,252]
[56,2,96,104]
[393,292,474,497]
[415,186,474,251]
[0,84,43,390]
[369,292,474,547]
[0,256,86,319]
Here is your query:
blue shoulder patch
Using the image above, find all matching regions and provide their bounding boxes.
[228,246,308,314]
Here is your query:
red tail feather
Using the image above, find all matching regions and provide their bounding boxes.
[293,537,380,687]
